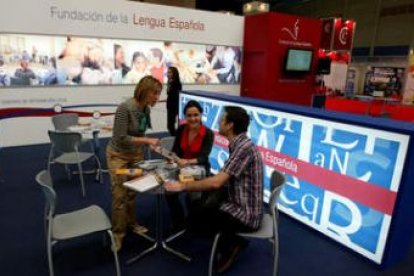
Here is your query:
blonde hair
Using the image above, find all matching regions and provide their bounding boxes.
[134,75,162,103]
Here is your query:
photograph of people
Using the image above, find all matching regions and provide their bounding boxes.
[163,41,178,68]
[166,66,182,136]
[0,55,11,86]
[114,44,130,78]
[0,33,243,87]
[80,40,112,85]
[56,36,87,84]
[165,106,263,273]
[37,57,61,85]
[149,47,165,83]
[165,100,214,233]
[175,47,205,83]
[210,46,237,84]
[124,51,150,84]
[14,57,36,84]
[106,75,162,252]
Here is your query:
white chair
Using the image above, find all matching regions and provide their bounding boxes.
[47,130,102,197]
[208,170,285,276]
[36,170,121,276]
[51,113,90,147]
[51,113,79,131]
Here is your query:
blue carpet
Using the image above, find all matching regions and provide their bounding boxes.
[0,141,414,276]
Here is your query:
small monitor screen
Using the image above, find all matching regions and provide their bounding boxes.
[285,49,313,72]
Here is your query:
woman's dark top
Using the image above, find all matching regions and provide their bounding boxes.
[166,80,182,114]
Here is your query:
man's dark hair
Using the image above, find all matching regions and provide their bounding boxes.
[224,106,250,135]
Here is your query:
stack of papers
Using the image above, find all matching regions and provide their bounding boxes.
[123,174,161,192]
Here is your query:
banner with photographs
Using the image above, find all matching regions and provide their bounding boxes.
[0,33,242,87]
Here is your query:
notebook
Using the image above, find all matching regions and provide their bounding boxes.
[123,174,161,192]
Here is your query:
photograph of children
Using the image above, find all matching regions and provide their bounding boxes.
[0,34,57,86]
[0,33,243,87]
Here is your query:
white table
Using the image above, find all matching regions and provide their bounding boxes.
[125,160,191,264]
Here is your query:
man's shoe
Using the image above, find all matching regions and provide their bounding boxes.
[216,244,244,273]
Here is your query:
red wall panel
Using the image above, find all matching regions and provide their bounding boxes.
[242,13,322,106]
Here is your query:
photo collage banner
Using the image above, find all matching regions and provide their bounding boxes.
[0,33,242,87]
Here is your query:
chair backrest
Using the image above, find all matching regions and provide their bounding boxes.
[268,170,285,217]
[52,113,79,131]
[160,136,175,152]
[36,170,57,218]
[48,130,82,153]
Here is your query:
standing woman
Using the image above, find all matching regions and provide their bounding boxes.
[106,76,162,251]
[166,66,182,136]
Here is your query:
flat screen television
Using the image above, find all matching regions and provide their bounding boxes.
[285,49,313,73]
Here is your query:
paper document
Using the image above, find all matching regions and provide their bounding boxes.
[123,174,161,192]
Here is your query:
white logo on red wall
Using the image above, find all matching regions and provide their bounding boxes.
[339,26,348,45]
[320,18,335,50]
[282,19,299,41]
[333,19,354,51]
[324,21,332,33]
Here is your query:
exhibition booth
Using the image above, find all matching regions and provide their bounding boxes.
[180,90,414,267]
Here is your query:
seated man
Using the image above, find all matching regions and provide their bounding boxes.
[165,106,264,273]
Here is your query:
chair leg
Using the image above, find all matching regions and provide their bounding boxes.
[47,236,55,276]
[107,230,121,276]
[208,233,221,276]
[64,165,71,181]
[76,162,86,197]
[44,208,49,240]
[94,155,103,184]
[102,232,108,248]
[272,230,279,276]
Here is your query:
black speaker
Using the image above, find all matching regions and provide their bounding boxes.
[317,57,331,75]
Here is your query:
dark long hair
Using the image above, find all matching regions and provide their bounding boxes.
[168,66,181,88]
[183,100,203,116]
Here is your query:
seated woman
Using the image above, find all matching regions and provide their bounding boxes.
[166,100,214,232]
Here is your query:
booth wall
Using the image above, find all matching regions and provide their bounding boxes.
[0,0,243,147]
[241,13,321,106]
[180,90,414,267]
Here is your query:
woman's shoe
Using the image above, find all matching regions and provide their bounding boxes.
[130,224,149,235]
[113,235,123,252]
